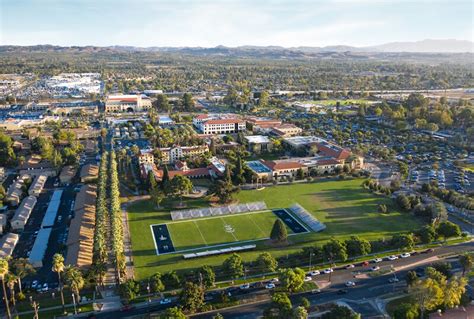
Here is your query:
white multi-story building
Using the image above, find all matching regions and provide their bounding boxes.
[105,94,152,113]
[193,114,246,135]
[159,145,209,164]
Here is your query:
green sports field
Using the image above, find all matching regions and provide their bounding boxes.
[127,178,422,279]
[164,211,293,251]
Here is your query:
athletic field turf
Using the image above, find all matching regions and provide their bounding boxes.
[151,210,307,254]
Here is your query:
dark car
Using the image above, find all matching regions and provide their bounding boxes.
[120,305,136,312]
[415,267,425,277]
[337,289,348,295]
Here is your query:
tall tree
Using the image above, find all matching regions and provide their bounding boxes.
[52,254,66,314]
[9,258,35,294]
[256,252,278,273]
[270,219,288,242]
[279,268,305,293]
[64,266,85,303]
[345,236,371,257]
[0,258,11,319]
[182,93,195,111]
[198,265,215,289]
[180,282,204,313]
[459,254,473,276]
[149,272,165,294]
[222,253,244,279]
[323,238,348,262]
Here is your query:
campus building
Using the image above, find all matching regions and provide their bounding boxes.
[193,114,245,134]
[138,149,155,165]
[159,145,209,164]
[105,94,152,112]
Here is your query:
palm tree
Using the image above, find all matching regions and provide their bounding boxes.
[10,258,35,294]
[0,258,11,319]
[5,274,17,308]
[65,266,84,304]
[52,253,66,314]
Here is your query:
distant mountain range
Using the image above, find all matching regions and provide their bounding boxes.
[1,39,472,55]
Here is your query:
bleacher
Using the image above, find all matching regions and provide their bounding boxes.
[183,244,256,259]
[171,201,267,221]
[289,203,326,232]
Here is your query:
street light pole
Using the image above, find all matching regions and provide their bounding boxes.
[71,293,77,315]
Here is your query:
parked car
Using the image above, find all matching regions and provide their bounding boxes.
[373,258,383,263]
[309,270,320,276]
[304,276,312,282]
[345,264,355,269]
[387,255,398,261]
[240,283,250,290]
[265,283,276,289]
[400,252,411,258]
[323,268,333,274]
[159,298,171,305]
[345,281,356,287]
[371,266,380,271]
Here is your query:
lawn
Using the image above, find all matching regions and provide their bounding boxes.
[128,178,422,280]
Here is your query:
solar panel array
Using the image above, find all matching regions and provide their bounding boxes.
[183,244,256,259]
[171,201,267,221]
[289,203,326,232]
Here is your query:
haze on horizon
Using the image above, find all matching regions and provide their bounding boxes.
[0,0,473,48]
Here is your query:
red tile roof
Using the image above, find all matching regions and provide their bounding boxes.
[264,161,303,170]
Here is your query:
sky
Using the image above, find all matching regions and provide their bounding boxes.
[1,0,473,47]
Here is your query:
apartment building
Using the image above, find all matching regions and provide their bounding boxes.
[138,149,155,165]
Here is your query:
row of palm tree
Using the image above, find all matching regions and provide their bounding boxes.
[92,151,109,285]
[109,151,126,283]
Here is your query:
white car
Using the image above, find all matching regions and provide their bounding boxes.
[270,278,279,283]
[373,258,383,263]
[304,276,312,282]
[309,270,320,276]
[400,253,411,258]
[323,268,333,274]
[160,298,171,305]
[387,255,398,261]
[345,281,356,287]
[265,283,275,289]
[388,278,400,283]
[345,264,355,269]
[371,266,380,271]
[240,283,250,290]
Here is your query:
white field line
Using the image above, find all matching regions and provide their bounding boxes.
[193,220,208,246]
[220,217,239,242]
[150,224,160,255]
[167,210,271,224]
[247,214,266,237]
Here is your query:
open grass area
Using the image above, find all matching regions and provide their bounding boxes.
[166,211,292,251]
[128,178,422,280]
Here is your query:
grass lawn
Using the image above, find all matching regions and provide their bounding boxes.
[166,211,292,251]
[128,178,422,280]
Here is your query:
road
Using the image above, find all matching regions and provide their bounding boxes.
[90,240,473,319]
